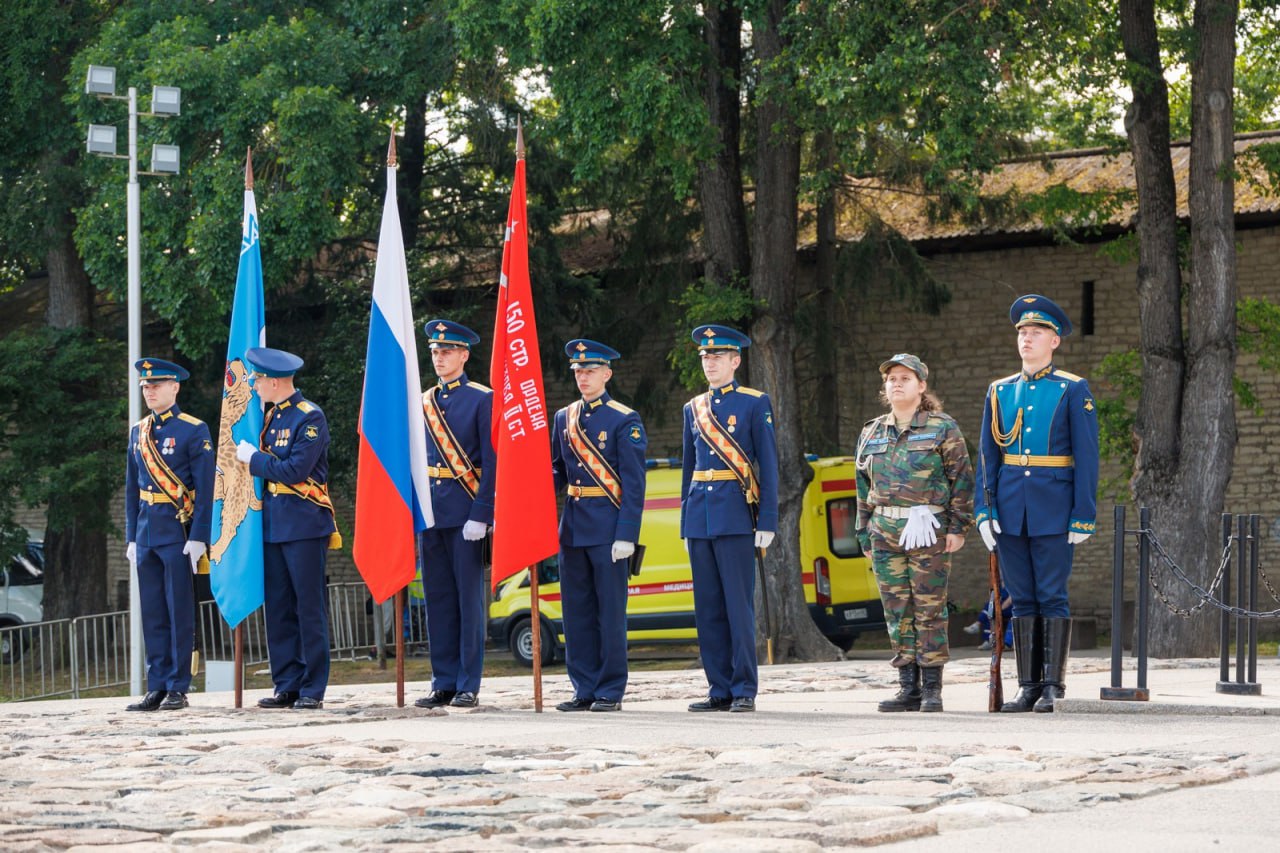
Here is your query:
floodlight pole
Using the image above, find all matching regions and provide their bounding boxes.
[126,85,144,696]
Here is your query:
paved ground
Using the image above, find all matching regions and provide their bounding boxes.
[2,650,1279,850]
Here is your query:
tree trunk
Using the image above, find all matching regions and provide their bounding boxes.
[41,226,110,621]
[750,0,840,662]
[1121,0,1238,656]
[698,0,750,285]
[812,131,840,455]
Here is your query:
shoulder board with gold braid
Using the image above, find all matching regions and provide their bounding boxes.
[1053,369,1084,382]
[178,412,203,425]
[565,400,623,508]
[992,372,1021,386]
[297,400,316,413]
[691,392,759,505]
[736,386,765,398]
[466,381,493,394]
[606,399,634,415]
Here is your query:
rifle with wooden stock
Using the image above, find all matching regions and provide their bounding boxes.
[988,548,1004,711]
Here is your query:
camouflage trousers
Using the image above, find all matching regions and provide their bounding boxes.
[868,514,951,667]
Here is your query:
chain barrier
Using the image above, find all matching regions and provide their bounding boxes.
[1142,526,1280,620]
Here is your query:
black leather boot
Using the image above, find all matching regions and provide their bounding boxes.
[920,666,943,712]
[1034,617,1072,713]
[878,663,921,712]
[1001,616,1043,712]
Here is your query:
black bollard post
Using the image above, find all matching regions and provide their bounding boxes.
[1110,505,1125,690]
[1101,504,1148,701]
[1137,506,1150,692]
[1249,514,1260,688]
[1219,513,1231,685]
[1218,514,1261,695]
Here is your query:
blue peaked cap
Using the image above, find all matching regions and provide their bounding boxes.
[245,346,304,377]
[135,357,189,384]
[1010,294,1073,337]
[423,319,481,349]
[565,338,620,368]
[692,324,750,352]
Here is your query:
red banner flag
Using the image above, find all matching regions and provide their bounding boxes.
[489,129,559,590]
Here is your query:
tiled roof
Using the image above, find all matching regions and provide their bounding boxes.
[826,130,1280,246]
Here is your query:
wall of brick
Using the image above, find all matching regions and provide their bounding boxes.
[830,224,1280,633]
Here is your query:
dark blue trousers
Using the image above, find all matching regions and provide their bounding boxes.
[559,543,629,702]
[421,527,486,694]
[996,530,1072,618]
[263,536,330,700]
[137,542,194,693]
[689,534,757,699]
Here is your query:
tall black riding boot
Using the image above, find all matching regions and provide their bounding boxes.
[1034,617,1072,713]
[878,663,921,712]
[1000,616,1043,713]
[920,666,944,712]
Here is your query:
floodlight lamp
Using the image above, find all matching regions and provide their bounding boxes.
[85,65,116,96]
[151,86,181,116]
[150,144,180,174]
[86,124,118,156]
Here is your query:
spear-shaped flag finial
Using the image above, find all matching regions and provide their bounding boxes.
[516,117,525,161]
[245,147,254,191]
[387,125,398,168]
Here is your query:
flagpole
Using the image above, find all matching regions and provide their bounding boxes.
[395,588,406,707]
[514,120,545,714]
[530,564,543,712]
[234,623,243,709]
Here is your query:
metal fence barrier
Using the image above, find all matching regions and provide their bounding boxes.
[2,583,428,702]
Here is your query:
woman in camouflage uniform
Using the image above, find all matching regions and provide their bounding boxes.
[855,354,975,712]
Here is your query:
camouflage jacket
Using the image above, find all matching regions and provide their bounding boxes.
[855,409,975,537]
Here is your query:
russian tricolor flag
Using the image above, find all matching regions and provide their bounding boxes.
[353,142,433,604]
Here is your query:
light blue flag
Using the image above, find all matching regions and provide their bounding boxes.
[209,176,266,629]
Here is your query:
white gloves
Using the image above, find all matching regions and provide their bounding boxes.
[755,530,775,550]
[183,541,206,574]
[1068,531,1091,546]
[979,519,1002,552]
[126,541,136,567]
[611,540,635,563]
[462,520,489,541]
[900,505,941,551]
[235,439,257,463]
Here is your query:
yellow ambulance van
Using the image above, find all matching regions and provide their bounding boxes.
[488,456,884,665]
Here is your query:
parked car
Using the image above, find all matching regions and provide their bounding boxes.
[489,456,884,666]
[1,537,44,663]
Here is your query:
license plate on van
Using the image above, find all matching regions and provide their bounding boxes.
[843,607,867,622]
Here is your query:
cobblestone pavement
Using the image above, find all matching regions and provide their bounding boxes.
[2,655,1279,850]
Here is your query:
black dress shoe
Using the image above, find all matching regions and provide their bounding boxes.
[729,697,756,713]
[413,690,456,709]
[688,696,733,712]
[126,690,167,712]
[258,691,300,709]
[556,697,594,712]
[450,691,479,707]
[292,696,323,710]
[590,699,621,712]
[158,692,188,710]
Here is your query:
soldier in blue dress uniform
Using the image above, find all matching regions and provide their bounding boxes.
[235,347,337,711]
[125,358,214,711]
[975,295,1099,713]
[413,320,496,710]
[551,339,647,713]
[681,325,779,713]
